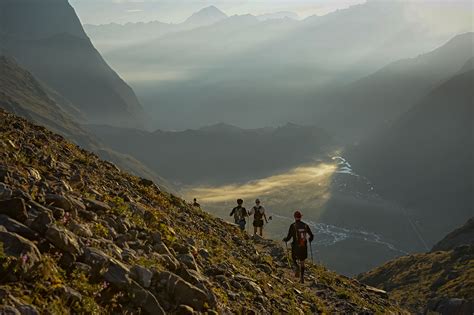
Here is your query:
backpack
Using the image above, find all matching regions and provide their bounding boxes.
[253,206,263,220]
[295,223,308,247]
[236,206,246,221]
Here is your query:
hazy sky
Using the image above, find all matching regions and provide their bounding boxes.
[70,0,367,24]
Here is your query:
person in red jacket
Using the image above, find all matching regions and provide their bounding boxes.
[283,210,314,283]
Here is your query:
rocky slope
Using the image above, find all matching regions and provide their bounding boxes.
[0,108,406,313]
[0,55,173,193]
[359,219,474,314]
[0,0,146,128]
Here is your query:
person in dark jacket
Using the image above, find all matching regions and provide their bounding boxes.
[230,199,248,231]
[283,210,314,283]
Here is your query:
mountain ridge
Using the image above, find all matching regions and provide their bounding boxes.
[349,65,473,246]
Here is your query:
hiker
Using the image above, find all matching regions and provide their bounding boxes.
[283,210,314,283]
[192,198,200,208]
[229,199,248,231]
[249,199,268,236]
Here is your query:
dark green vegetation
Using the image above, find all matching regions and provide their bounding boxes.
[359,218,474,314]
[0,109,407,313]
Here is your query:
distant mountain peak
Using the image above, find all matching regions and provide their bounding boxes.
[184,6,228,26]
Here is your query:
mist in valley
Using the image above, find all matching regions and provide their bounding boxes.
[1,0,469,277]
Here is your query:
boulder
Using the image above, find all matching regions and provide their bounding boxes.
[128,281,165,315]
[198,249,210,260]
[257,263,272,274]
[68,221,93,238]
[246,281,263,295]
[82,247,111,272]
[158,254,180,272]
[45,225,82,256]
[154,243,173,256]
[0,198,28,222]
[176,305,194,315]
[0,215,37,240]
[158,271,209,311]
[17,304,39,315]
[131,265,153,288]
[0,306,20,315]
[0,183,13,200]
[178,253,199,271]
[78,209,98,221]
[103,259,131,287]
[45,194,72,212]
[84,199,111,212]
[30,211,54,235]
[0,230,42,270]
[68,197,86,212]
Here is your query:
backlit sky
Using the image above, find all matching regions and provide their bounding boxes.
[70,0,367,24]
[70,0,473,35]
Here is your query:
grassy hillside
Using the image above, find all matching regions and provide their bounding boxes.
[359,219,474,313]
[359,247,473,313]
[0,109,406,313]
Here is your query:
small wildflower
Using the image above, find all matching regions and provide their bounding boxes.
[20,254,29,264]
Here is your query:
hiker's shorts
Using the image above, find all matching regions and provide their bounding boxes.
[253,219,264,227]
[238,220,246,231]
[292,245,308,261]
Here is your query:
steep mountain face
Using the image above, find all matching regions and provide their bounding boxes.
[0,56,173,192]
[0,109,406,314]
[358,219,474,314]
[0,56,91,147]
[313,32,474,141]
[0,0,146,128]
[88,123,333,185]
[432,218,474,252]
[349,67,474,246]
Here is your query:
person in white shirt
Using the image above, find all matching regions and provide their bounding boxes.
[248,199,268,236]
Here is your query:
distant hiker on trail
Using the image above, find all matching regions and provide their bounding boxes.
[230,199,248,231]
[283,210,314,283]
[192,198,201,208]
[249,199,268,236]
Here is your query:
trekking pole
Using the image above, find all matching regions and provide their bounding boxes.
[284,242,292,268]
[310,241,314,264]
